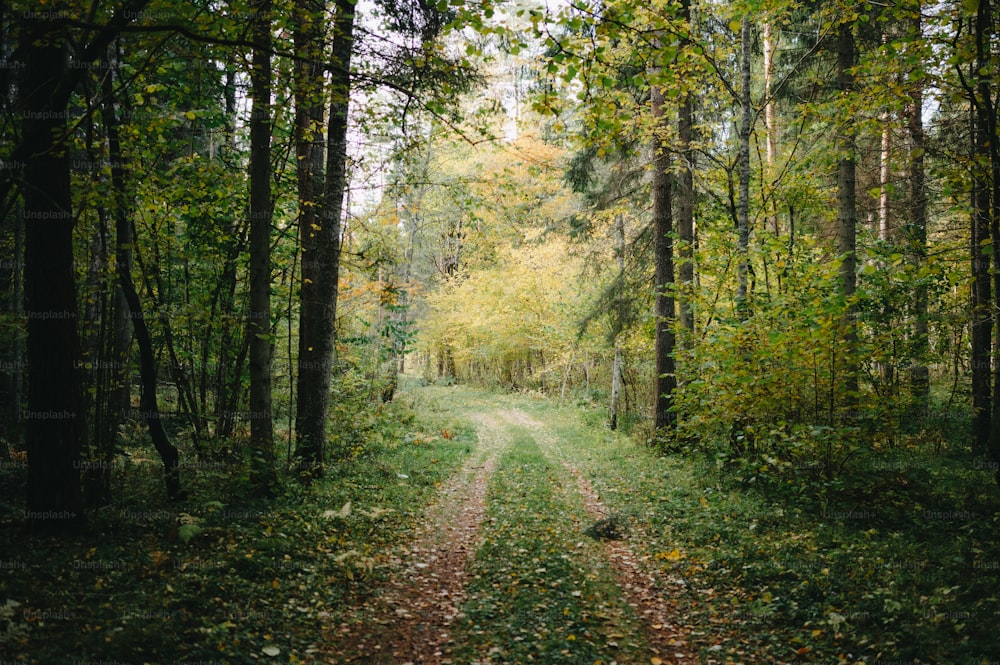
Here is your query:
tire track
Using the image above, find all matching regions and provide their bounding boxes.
[324,413,510,664]
[508,408,697,664]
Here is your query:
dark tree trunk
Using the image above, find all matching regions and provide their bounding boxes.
[651,77,677,433]
[969,2,993,457]
[292,0,329,477]
[294,0,356,478]
[677,0,695,338]
[736,16,752,314]
[19,20,85,532]
[973,0,1000,475]
[248,0,276,494]
[102,43,182,500]
[906,8,929,416]
[836,20,859,417]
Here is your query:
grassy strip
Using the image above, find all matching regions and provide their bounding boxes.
[529,400,1000,664]
[0,395,474,664]
[452,425,648,664]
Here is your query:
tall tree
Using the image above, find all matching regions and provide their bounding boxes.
[835,16,859,415]
[294,0,356,477]
[651,75,677,432]
[967,0,993,456]
[905,4,929,414]
[18,18,85,532]
[676,0,695,337]
[248,0,277,493]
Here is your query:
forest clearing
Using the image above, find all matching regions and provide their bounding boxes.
[2,0,1000,662]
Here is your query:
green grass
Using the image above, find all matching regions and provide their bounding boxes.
[524,398,1000,664]
[0,394,474,664]
[451,426,648,664]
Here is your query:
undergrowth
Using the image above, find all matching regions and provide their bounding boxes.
[533,399,1000,664]
[0,393,474,664]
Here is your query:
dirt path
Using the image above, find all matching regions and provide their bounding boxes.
[325,403,694,664]
[506,408,697,664]
[325,413,510,664]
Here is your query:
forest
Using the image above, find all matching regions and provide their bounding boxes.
[0,0,999,662]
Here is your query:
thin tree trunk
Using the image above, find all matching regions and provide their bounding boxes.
[879,121,891,241]
[103,59,182,500]
[763,21,779,236]
[248,0,276,494]
[677,0,695,338]
[906,7,929,416]
[610,213,626,430]
[651,73,677,433]
[610,345,623,431]
[836,19,859,416]
[736,16,752,314]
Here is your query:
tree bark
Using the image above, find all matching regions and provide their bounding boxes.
[19,20,85,532]
[294,0,356,477]
[248,0,277,494]
[651,77,677,433]
[906,7,929,416]
[736,16,752,315]
[836,19,859,416]
[763,21,779,236]
[973,0,1000,474]
[969,0,993,456]
[677,0,695,338]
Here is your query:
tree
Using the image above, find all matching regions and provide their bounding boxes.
[248,0,277,493]
[835,14,859,417]
[18,18,86,532]
[651,74,677,432]
[293,0,357,478]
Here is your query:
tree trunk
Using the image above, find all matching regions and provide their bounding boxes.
[292,0,327,475]
[969,2,993,456]
[736,16,752,315]
[20,21,85,532]
[906,8,929,416]
[677,0,695,338]
[651,74,677,433]
[763,20,779,236]
[975,0,1000,474]
[248,0,276,494]
[879,118,891,242]
[836,19,859,417]
[103,42,182,500]
[294,0,356,477]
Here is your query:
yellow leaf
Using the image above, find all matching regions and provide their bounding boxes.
[185,111,197,120]
[664,549,684,561]
[651,658,664,665]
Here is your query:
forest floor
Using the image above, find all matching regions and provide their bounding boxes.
[1,381,997,664]
[322,397,696,664]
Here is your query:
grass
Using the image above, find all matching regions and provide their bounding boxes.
[3,380,998,664]
[0,394,474,664]
[525,398,1000,664]
[451,426,648,663]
